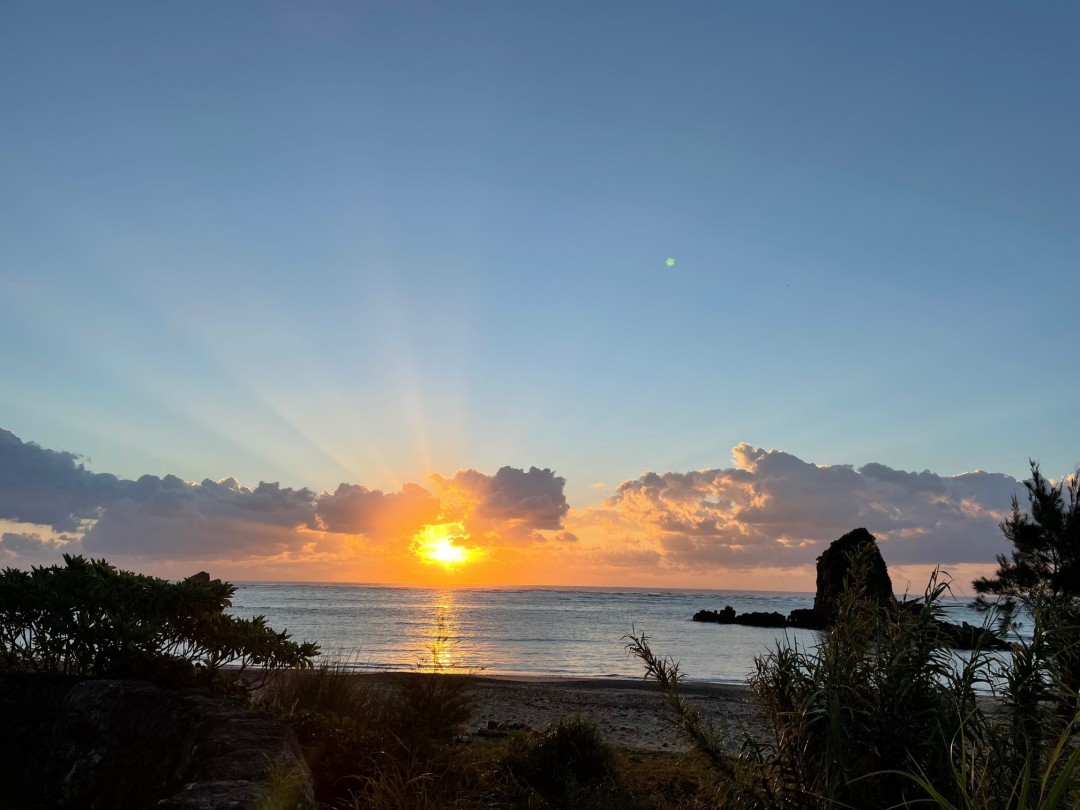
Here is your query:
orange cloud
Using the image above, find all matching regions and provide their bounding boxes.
[0,429,1031,590]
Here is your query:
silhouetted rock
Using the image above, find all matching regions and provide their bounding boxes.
[812,527,894,622]
[895,600,1010,651]
[693,606,737,623]
[734,611,788,628]
[691,528,1002,649]
[0,675,312,809]
[785,608,821,630]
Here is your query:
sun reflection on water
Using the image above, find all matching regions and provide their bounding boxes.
[414,591,461,673]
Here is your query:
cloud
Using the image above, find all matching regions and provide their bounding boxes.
[430,466,569,544]
[548,531,579,544]
[0,429,131,531]
[83,477,319,560]
[598,443,1024,571]
[315,482,440,540]
[0,429,571,566]
[0,429,1028,578]
[0,531,77,564]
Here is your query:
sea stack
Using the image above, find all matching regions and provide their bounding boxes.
[811,527,894,624]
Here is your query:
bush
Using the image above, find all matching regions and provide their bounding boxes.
[500,716,621,805]
[0,555,318,692]
[260,660,478,806]
[259,660,388,803]
[392,670,477,747]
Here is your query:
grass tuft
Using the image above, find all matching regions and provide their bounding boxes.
[629,547,1080,810]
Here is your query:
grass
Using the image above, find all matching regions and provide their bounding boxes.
[252,548,1079,808]
[626,550,1080,810]
[258,658,478,807]
[258,660,732,809]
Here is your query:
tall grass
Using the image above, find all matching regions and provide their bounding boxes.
[256,611,485,808]
[258,647,477,807]
[886,712,1080,810]
[747,560,973,808]
[628,547,1080,809]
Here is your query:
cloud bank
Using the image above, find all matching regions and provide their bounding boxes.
[582,443,1022,575]
[0,429,573,570]
[0,429,1026,584]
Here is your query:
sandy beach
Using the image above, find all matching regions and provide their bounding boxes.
[465,676,767,752]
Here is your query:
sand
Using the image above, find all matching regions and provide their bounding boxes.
[465,676,767,752]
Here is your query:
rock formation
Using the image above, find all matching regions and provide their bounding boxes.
[811,527,894,623]
[692,528,1006,650]
[692,608,787,627]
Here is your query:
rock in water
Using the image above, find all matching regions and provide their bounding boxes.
[692,606,737,623]
[812,527,894,623]
[691,527,1004,649]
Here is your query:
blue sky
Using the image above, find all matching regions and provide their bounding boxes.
[0,3,1076,585]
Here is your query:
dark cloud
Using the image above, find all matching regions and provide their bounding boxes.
[83,477,319,559]
[479,466,569,530]
[431,466,569,543]
[548,531,579,544]
[315,482,440,540]
[0,531,77,564]
[0,429,131,531]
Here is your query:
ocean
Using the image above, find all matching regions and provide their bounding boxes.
[228,584,990,684]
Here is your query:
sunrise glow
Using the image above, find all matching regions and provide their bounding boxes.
[1,4,1072,594]
[413,523,476,569]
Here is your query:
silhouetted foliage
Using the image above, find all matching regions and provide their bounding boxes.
[500,716,622,806]
[632,541,1080,809]
[0,554,318,692]
[749,554,972,809]
[259,633,477,806]
[974,461,1080,709]
[973,461,1080,614]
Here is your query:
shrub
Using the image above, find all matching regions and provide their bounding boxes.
[259,660,390,803]
[500,716,621,805]
[392,670,477,748]
[260,657,478,806]
[0,555,318,692]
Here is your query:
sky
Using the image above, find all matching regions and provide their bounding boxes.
[1,2,1077,591]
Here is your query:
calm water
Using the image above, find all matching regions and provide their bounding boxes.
[229,584,989,684]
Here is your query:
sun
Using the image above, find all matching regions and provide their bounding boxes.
[413,522,477,569]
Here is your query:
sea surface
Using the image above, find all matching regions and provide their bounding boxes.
[228,584,991,684]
